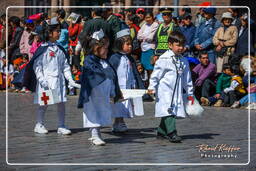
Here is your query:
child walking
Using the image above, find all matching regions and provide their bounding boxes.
[23,17,80,135]
[78,29,122,145]
[108,29,145,133]
[147,31,194,143]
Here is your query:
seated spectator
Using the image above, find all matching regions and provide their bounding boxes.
[231,69,256,109]
[214,65,246,107]
[0,57,14,90]
[213,12,238,73]
[201,64,232,106]
[192,52,216,100]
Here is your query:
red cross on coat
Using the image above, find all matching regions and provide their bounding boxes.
[41,92,49,105]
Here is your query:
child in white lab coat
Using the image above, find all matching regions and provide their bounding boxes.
[148,31,194,143]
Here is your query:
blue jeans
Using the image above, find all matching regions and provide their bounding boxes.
[239,93,256,105]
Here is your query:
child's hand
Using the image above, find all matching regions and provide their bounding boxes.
[214,93,221,99]
[147,89,155,95]
[187,96,194,105]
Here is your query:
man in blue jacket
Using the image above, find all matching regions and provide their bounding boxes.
[179,12,196,57]
[193,7,221,64]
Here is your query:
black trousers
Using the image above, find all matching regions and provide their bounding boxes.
[223,90,245,106]
[195,79,216,100]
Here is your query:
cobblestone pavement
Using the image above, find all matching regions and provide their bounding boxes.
[0,92,255,171]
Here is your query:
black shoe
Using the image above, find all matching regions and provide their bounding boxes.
[166,133,182,143]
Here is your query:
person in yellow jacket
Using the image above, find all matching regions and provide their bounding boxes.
[221,65,246,106]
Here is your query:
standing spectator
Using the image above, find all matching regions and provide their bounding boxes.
[68,15,82,66]
[192,52,216,101]
[56,9,69,29]
[136,8,146,27]
[194,7,221,64]
[19,19,34,59]
[213,12,238,73]
[195,2,212,27]
[102,3,122,39]
[79,8,111,50]
[179,12,196,57]
[227,8,241,29]
[153,8,180,60]
[235,13,255,57]
[137,12,158,77]
[126,14,141,59]
[178,5,191,27]
[0,13,6,42]
[8,16,24,62]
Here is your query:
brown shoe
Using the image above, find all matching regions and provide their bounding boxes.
[214,100,223,107]
[200,97,209,106]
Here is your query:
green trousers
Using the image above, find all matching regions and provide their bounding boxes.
[157,116,176,136]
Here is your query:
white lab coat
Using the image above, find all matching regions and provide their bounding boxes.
[33,43,73,104]
[148,50,194,118]
[111,54,136,118]
[83,60,116,127]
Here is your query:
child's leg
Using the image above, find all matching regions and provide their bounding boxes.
[57,102,65,128]
[36,105,48,125]
[157,116,176,136]
[34,105,48,134]
[57,102,71,135]
[89,127,105,145]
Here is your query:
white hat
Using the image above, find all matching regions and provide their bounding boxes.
[221,12,234,20]
[91,29,104,41]
[116,29,130,39]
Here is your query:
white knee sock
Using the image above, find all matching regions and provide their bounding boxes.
[36,105,47,125]
[90,127,101,138]
[57,102,66,128]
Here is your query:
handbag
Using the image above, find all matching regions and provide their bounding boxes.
[38,88,60,106]
[185,97,204,116]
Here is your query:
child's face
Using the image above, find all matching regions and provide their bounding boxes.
[22,58,28,63]
[168,42,184,55]
[137,65,143,73]
[122,41,132,54]
[50,28,61,41]
[72,66,78,74]
[223,68,233,76]
[97,41,109,59]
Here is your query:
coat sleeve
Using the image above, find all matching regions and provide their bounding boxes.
[32,53,44,85]
[148,59,166,91]
[213,27,221,46]
[201,22,221,49]
[224,26,238,46]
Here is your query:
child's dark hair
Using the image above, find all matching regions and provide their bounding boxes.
[145,12,154,18]
[9,16,20,27]
[82,35,109,56]
[223,63,231,71]
[114,35,132,52]
[168,31,186,46]
[42,24,60,42]
[127,14,140,24]
[56,9,66,19]
[231,65,241,75]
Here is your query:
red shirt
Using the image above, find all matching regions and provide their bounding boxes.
[68,23,83,47]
